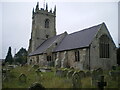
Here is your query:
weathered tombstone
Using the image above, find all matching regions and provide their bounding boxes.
[32,65,39,69]
[112,66,117,70]
[67,70,74,79]
[72,71,82,88]
[117,74,120,88]
[61,68,68,77]
[8,65,15,69]
[55,69,63,77]
[35,69,42,81]
[96,68,103,76]
[77,71,85,78]
[40,67,52,72]
[109,71,120,81]
[19,73,27,83]
[97,76,107,90]
[85,71,91,77]
[109,71,120,88]
[91,70,98,87]
[2,69,10,82]
[29,82,45,90]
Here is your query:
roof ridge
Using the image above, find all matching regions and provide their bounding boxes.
[68,23,103,35]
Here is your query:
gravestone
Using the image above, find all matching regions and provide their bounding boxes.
[91,70,98,87]
[96,68,103,76]
[29,82,45,90]
[67,70,74,79]
[77,71,85,78]
[112,66,117,70]
[32,65,39,69]
[2,69,10,81]
[19,73,27,83]
[97,76,107,90]
[109,71,120,81]
[39,67,52,72]
[35,69,42,81]
[117,74,120,88]
[85,71,91,77]
[61,69,68,77]
[55,69,63,77]
[72,71,82,88]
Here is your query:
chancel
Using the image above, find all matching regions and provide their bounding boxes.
[28,2,117,70]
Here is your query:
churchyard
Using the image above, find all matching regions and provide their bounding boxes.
[2,64,120,89]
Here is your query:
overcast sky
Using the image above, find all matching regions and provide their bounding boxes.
[0,0,119,59]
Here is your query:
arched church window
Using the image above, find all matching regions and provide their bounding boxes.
[75,50,80,61]
[47,56,52,61]
[45,19,49,28]
[36,56,39,63]
[99,35,109,58]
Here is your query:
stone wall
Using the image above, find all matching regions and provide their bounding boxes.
[90,23,117,70]
[28,7,56,54]
[57,48,89,70]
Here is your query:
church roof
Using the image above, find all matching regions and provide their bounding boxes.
[29,33,66,56]
[29,23,103,56]
[54,23,102,52]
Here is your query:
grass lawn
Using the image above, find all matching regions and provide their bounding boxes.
[2,65,119,88]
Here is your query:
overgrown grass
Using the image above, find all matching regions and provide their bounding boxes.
[2,65,120,88]
[2,65,72,88]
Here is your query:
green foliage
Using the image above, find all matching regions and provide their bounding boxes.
[5,47,13,64]
[14,47,28,64]
[117,47,120,65]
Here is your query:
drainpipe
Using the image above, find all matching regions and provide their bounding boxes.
[89,45,91,70]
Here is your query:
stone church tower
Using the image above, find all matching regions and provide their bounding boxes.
[28,2,56,53]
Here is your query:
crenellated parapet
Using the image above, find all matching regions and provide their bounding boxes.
[32,2,56,19]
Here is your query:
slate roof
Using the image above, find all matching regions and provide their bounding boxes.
[29,33,66,56]
[29,23,103,56]
[54,23,102,52]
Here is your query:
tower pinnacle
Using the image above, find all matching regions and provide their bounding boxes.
[54,5,56,14]
[46,3,48,11]
[36,2,39,11]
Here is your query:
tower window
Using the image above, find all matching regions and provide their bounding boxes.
[46,35,49,38]
[75,50,80,62]
[99,35,109,58]
[45,19,49,28]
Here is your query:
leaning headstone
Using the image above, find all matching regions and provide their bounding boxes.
[67,70,74,79]
[32,65,39,69]
[29,82,45,90]
[19,73,27,83]
[72,71,82,88]
[96,68,103,76]
[61,68,68,77]
[77,71,85,78]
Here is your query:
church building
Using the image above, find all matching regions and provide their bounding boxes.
[28,3,117,70]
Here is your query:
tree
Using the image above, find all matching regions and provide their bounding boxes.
[5,47,13,64]
[14,47,28,65]
[117,46,120,65]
